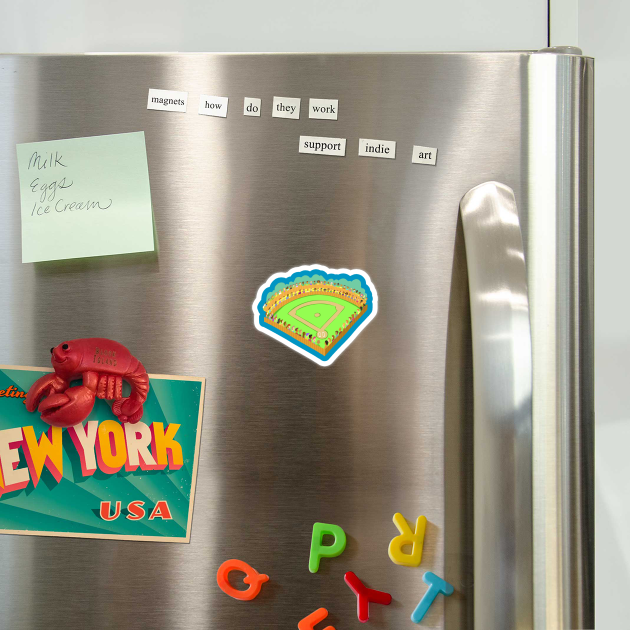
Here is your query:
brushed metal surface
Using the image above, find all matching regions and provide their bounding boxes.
[527,52,595,629]
[460,182,533,630]
[0,52,593,629]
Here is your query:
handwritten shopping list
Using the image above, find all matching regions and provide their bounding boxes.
[16,132,154,263]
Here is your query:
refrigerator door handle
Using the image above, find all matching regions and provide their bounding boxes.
[460,181,533,629]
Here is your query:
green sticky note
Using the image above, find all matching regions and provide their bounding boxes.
[16,132,155,263]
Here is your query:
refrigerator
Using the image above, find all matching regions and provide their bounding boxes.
[0,50,593,629]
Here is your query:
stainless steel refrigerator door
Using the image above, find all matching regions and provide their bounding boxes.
[0,52,593,629]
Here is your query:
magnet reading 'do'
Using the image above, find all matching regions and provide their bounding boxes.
[253,265,378,366]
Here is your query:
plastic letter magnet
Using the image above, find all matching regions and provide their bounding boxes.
[388,512,427,567]
[216,559,269,601]
[298,608,335,630]
[410,571,454,623]
[344,571,392,622]
[309,522,347,573]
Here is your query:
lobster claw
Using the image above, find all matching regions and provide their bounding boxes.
[37,386,96,428]
[25,373,67,413]
[112,398,144,424]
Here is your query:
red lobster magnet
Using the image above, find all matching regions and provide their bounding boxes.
[26,338,149,428]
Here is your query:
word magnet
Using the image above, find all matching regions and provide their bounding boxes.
[198,95,228,118]
[358,138,396,159]
[272,96,300,119]
[388,512,427,567]
[309,522,346,573]
[147,88,187,112]
[216,559,269,601]
[244,97,261,116]
[411,145,438,165]
[299,136,346,157]
[308,98,338,120]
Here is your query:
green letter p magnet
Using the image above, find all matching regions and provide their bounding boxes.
[309,522,347,573]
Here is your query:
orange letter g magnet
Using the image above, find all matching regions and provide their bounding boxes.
[217,559,269,601]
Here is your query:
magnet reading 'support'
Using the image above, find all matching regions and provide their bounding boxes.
[25,338,149,427]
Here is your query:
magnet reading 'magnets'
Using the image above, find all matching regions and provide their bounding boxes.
[26,338,149,427]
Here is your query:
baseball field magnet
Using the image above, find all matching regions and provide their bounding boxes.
[252,265,378,366]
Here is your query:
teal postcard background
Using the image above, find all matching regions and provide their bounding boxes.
[0,367,204,542]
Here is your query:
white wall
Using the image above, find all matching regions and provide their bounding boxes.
[0,0,547,53]
[577,1,629,627]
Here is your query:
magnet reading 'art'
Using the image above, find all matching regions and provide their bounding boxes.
[252,265,378,366]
